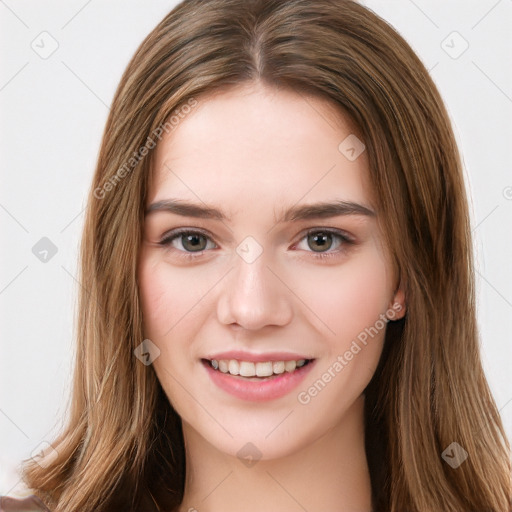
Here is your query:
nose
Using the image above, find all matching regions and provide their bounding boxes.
[216,253,294,331]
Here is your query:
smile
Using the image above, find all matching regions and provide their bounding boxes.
[201,357,316,401]
[206,358,311,378]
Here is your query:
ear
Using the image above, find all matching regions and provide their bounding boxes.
[387,282,406,321]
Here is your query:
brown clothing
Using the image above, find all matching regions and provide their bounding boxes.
[0,495,49,512]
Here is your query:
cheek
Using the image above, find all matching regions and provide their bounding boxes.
[292,249,392,351]
[138,269,166,338]
[292,247,393,414]
[138,255,211,340]
[138,261,175,340]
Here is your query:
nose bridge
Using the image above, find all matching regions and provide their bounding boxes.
[217,243,293,330]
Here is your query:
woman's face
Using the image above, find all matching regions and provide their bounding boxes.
[138,82,404,460]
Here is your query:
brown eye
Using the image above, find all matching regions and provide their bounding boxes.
[295,229,351,254]
[180,233,208,252]
[307,232,335,252]
[159,230,217,253]
[292,228,355,260]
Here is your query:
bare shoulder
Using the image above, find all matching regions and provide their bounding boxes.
[0,495,49,512]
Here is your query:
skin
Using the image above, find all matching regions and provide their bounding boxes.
[138,81,406,512]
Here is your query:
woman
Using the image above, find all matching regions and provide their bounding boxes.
[3,0,510,510]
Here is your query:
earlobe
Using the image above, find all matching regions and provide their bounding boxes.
[387,286,406,320]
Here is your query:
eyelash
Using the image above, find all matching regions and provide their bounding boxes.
[157,227,355,261]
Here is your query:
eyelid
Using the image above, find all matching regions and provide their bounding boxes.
[158,227,217,250]
[157,226,356,260]
[293,226,355,246]
[290,227,355,261]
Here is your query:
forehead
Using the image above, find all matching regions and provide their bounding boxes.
[149,83,373,213]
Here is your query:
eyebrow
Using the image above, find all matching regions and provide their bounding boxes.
[145,198,375,222]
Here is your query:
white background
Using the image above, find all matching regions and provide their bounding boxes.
[1,0,511,495]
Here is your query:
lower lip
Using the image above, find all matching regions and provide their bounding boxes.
[202,359,316,402]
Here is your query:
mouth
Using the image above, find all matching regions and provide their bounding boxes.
[201,358,315,381]
[201,356,316,401]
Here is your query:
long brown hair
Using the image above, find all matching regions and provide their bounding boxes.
[21,0,511,510]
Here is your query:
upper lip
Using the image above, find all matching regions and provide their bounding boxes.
[204,350,313,362]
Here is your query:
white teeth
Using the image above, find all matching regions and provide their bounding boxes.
[284,360,297,372]
[255,361,273,377]
[209,358,310,377]
[239,361,256,377]
[228,360,240,375]
[272,361,285,374]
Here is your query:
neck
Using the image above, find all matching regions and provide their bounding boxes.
[177,395,372,512]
